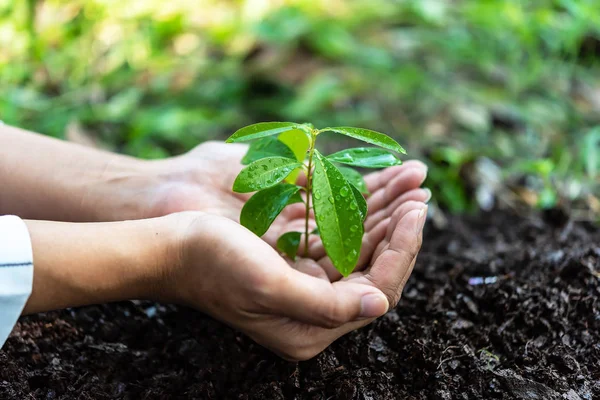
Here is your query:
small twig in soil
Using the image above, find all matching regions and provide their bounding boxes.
[437,345,463,371]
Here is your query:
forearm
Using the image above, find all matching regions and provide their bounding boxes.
[0,124,162,221]
[22,216,178,314]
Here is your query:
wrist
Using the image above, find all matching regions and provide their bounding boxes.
[81,154,166,221]
[150,211,218,307]
[91,153,207,221]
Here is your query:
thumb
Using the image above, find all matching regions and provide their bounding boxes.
[268,265,389,329]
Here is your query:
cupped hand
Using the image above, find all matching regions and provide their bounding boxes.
[162,198,426,361]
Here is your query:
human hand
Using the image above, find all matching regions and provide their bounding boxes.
[159,198,427,361]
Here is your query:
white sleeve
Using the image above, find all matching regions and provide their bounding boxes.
[0,215,34,348]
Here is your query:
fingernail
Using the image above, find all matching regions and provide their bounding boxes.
[415,206,427,234]
[419,168,428,185]
[423,188,432,203]
[415,161,428,175]
[360,293,388,319]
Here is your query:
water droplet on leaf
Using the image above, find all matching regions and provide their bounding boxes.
[340,186,349,197]
[346,249,358,262]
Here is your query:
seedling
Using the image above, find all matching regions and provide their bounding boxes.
[226,122,406,276]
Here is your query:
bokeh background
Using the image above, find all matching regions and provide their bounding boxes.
[1,0,599,219]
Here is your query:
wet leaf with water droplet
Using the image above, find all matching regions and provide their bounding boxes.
[338,166,369,194]
[327,147,402,168]
[277,231,302,260]
[346,249,358,262]
[226,122,301,143]
[320,127,406,154]
[312,150,364,276]
[350,184,367,221]
[233,157,302,193]
[240,184,302,236]
[241,137,296,165]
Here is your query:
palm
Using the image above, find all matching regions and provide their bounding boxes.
[155,140,428,276]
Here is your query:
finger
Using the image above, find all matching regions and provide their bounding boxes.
[366,166,427,217]
[363,160,427,194]
[365,187,431,232]
[267,269,389,329]
[357,200,425,276]
[365,204,426,308]
[384,187,431,220]
[385,200,427,242]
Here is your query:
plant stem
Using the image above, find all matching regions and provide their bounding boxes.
[304,131,317,257]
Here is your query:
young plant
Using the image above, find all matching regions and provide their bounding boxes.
[226,122,406,276]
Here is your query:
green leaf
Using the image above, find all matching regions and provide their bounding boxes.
[312,150,364,277]
[327,147,402,168]
[350,184,368,221]
[311,227,319,235]
[233,157,303,193]
[287,190,304,205]
[277,231,302,260]
[278,128,310,183]
[241,184,301,236]
[278,129,310,161]
[320,127,406,154]
[226,122,301,143]
[338,166,369,194]
[241,137,296,165]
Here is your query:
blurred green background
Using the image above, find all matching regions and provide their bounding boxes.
[1,0,599,218]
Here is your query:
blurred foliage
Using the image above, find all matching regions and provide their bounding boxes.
[1,0,599,217]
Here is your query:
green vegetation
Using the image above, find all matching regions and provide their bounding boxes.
[1,0,599,217]
[228,122,404,276]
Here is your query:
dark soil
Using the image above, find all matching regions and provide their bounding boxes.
[2,210,599,399]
